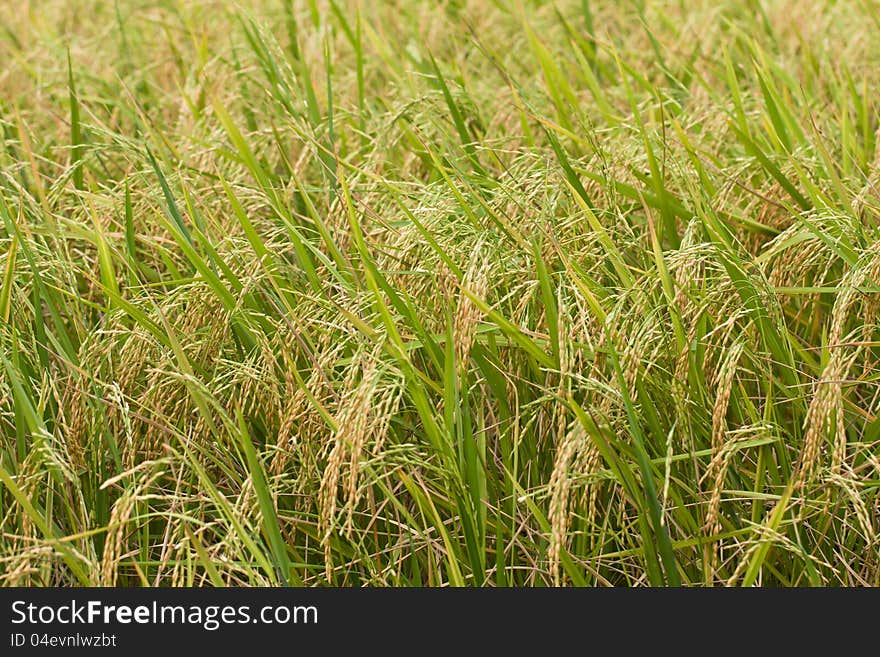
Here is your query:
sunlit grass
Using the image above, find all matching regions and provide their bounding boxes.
[1,0,879,586]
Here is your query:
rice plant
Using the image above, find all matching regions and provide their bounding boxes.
[1,0,879,586]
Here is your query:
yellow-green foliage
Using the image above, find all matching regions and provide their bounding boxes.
[1,0,879,586]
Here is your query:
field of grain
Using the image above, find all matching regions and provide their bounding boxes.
[1,0,879,586]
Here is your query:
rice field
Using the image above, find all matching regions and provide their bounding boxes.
[2,0,880,586]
